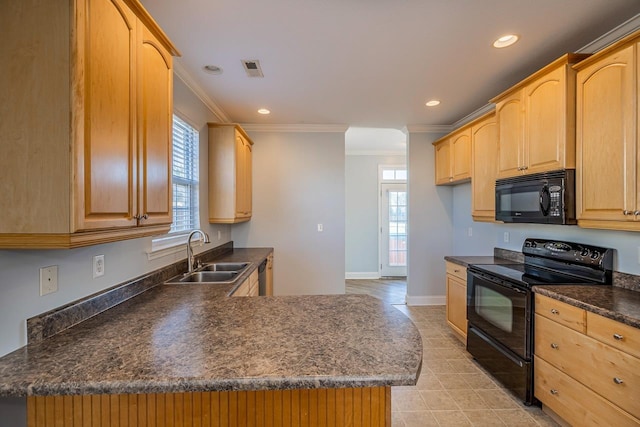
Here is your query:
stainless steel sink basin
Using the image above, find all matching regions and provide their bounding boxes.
[163,261,251,284]
[165,271,240,284]
[198,262,250,272]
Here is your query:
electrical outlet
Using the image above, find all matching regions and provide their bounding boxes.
[40,265,58,296]
[637,247,640,264]
[467,227,473,237]
[317,224,323,232]
[217,230,222,240]
[93,255,105,278]
[503,232,510,243]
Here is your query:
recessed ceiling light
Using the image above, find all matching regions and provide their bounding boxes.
[257,108,270,115]
[203,65,223,75]
[425,100,440,107]
[493,34,519,48]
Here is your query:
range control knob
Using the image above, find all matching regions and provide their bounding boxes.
[590,251,600,260]
[581,248,590,257]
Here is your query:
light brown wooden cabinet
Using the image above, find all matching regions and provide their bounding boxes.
[0,0,179,248]
[445,261,467,342]
[493,54,588,179]
[433,128,471,185]
[574,34,640,231]
[534,294,640,426]
[208,124,254,223]
[470,112,498,222]
[232,269,259,297]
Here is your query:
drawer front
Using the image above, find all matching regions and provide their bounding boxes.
[587,311,640,359]
[445,261,467,281]
[535,314,640,419]
[535,293,586,332]
[535,356,640,427]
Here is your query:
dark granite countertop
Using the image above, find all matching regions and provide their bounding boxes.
[0,287,422,396]
[444,255,515,268]
[533,285,640,329]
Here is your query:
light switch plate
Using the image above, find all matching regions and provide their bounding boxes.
[503,232,510,243]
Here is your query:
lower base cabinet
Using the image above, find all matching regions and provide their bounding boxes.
[27,387,391,426]
[534,294,640,426]
[445,262,467,342]
[232,269,259,297]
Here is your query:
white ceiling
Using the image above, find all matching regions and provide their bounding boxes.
[141,0,640,142]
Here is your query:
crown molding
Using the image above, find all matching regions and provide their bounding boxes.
[404,124,452,134]
[578,13,640,53]
[173,60,231,123]
[451,103,496,129]
[240,123,350,133]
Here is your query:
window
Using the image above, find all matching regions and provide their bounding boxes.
[381,167,407,182]
[170,115,199,233]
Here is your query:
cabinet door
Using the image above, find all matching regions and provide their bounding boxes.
[471,115,498,221]
[451,129,471,181]
[496,90,524,178]
[446,274,467,340]
[525,65,567,173]
[576,45,635,225]
[73,0,138,231]
[234,133,252,219]
[434,140,452,184]
[137,25,173,226]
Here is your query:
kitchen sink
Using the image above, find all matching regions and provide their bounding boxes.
[165,271,239,284]
[164,261,251,284]
[197,262,250,272]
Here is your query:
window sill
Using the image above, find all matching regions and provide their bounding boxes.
[147,232,204,261]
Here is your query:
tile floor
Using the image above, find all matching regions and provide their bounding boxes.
[390,305,559,427]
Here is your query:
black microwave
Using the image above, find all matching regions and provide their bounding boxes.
[495,169,576,225]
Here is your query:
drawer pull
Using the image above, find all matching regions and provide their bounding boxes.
[454,269,460,273]
[550,389,559,395]
[613,377,624,385]
[550,343,559,349]
[613,333,624,341]
[550,309,559,315]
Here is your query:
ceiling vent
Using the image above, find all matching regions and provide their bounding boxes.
[241,60,264,78]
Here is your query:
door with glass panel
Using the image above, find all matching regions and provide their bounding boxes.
[380,183,407,277]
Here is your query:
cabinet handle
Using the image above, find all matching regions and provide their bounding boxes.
[635,211,640,220]
[550,309,559,315]
[550,343,559,349]
[623,210,632,215]
[454,269,460,273]
[134,214,149,221]
[522,166,528,170]
[613,333,624,341]
[613,377,624,385]
[550,389,559,395]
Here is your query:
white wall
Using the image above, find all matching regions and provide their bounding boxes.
[451,183,640,274]
[406,130,450,304]
[231,130,346,296]
[345,154,405,276]
[0,77,231,357]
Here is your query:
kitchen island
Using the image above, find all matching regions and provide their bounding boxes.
[0,282,422,425]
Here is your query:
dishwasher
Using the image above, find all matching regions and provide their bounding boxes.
[258,259,268,295]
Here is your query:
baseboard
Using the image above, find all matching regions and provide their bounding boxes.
[345,272,380,279]
[406,295,446,306]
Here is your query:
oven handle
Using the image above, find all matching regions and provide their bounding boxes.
[469,326,525,367]
[468,269,528,294]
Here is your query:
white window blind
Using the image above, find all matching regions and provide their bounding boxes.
[171,115,199,233]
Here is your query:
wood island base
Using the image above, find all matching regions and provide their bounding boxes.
[27,386,391,426]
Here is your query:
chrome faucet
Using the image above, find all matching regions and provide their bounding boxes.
[186,229,211,273]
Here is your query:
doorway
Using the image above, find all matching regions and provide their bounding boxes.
[379,166,407,277]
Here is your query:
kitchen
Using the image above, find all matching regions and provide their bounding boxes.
[2,0,640,425]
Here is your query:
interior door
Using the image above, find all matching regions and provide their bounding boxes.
[380,183,407,277]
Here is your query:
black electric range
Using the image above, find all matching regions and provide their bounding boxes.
[466,238,614,405]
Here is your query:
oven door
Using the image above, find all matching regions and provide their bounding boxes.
[467,269,531,359]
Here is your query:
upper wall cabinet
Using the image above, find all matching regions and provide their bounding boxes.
[0,0,180,248]
[492,54,589,179]
[433,127,471,185]
[574,32,639,231]
[208,124,254,223]
[470,112,498,222]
